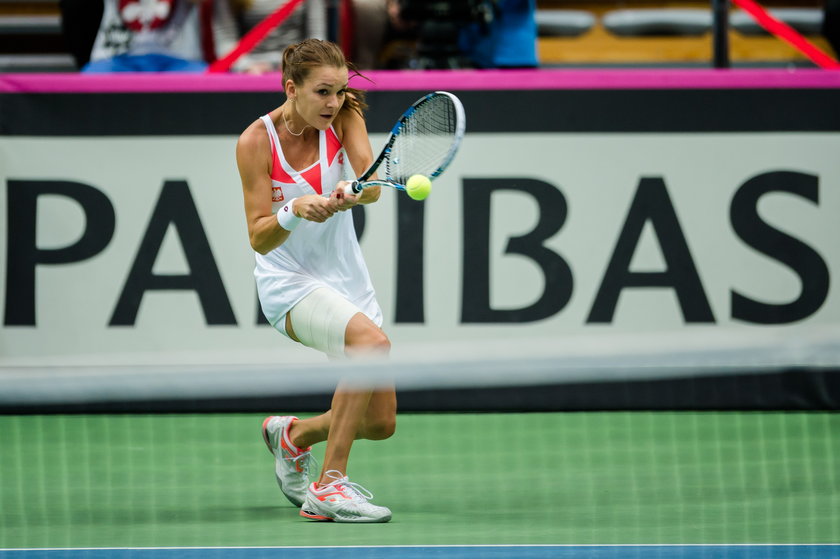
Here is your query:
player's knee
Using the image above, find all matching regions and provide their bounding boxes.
[346,328,391,354]
[365,415,396,440]
[370,331,391,353]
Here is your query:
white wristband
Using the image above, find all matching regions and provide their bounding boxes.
[276,198,302,231]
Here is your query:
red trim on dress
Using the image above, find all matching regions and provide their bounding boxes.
[267,132,296,184]
[301,165,322,194]
[326,127,342,166]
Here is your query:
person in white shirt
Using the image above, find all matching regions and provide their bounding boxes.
[84,0,240,72]
[236,38,394,523]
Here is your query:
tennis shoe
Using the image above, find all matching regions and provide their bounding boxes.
[300,470,392,523]
[261,415,314,507]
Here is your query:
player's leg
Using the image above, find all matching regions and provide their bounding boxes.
[261,289,356,507]
[317,311,392,482]
[298,312,394,522]
[285,385,394,449]
[282,308,394,448]
[264,290,393,520]
[317,384,373,484]
[358,387,397,440]
[277,312,329,447]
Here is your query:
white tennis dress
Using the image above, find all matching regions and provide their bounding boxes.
[254,114,382,334]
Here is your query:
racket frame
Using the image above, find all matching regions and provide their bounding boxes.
[347,90,465,195]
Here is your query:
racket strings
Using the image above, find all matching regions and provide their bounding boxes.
[387,96,459,184]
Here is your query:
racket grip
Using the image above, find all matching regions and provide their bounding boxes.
[348,180,362,195]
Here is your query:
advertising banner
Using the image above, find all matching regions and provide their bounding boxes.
[2,71,839,376]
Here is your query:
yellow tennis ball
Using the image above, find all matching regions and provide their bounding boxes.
[406,174,432,201]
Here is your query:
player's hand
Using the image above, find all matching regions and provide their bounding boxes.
[331,181,359,212]
[294,194,338,223]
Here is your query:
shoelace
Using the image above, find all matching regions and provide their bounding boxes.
[319,469,374,502]
[286,450,318,478]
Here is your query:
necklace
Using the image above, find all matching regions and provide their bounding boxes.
[282,107,308,137]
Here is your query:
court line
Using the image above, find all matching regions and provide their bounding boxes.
[1,544,839,559]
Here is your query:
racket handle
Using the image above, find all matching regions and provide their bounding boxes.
[321,181,362,200]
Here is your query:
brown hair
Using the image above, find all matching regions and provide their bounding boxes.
[281,38,368,116]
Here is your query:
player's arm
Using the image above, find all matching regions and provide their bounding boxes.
[336,107,381,205]
[237,125,289,254]
[237,124,335,254]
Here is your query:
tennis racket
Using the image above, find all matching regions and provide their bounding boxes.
[342,90,465,196]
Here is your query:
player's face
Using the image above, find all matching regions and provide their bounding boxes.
[295,65,349,131]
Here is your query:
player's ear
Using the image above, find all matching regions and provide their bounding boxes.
[284,79,296,100]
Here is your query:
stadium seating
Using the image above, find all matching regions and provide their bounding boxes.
[0,0,74,72]
[0,0,833,71]
[729,7,823,35]
[536,0,832,67]
[536,9,597,37]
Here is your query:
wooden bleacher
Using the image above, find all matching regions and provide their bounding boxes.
[0,0,75,72]
[536,0,834,66]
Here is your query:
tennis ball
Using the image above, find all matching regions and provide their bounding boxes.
[406,174,432,201]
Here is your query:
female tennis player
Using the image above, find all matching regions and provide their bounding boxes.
[236,38,394,523]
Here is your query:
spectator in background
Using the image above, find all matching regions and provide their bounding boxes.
[78,0,396,74]
[459,0,537,68]
[382,0,537,69]
[82,0,240,72]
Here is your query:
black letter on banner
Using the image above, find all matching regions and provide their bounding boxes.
[110,180,235,326]
[395,194,425,323]
[256,294,270,325]
[588,177,713,323]
[462,178,572,323]
[351,204,366,240]
[730,171,829,324]
[5,180,115,326]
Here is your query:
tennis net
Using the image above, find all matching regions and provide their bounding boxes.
[2,325,839,412]
[1,328,838,551]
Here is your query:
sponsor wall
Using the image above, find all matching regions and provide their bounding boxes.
[1,71,839,373]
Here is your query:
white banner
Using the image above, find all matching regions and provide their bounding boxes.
[2,132,839,366]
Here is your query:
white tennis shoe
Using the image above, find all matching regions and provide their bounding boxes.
[261,415,313,507]
[300,470,392,523]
